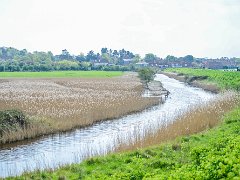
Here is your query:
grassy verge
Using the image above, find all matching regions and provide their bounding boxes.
[10,105,240,179]
[165,68,240,91]
[0,71,123,78]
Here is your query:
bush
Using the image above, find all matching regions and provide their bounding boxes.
[0,109,28,135]
[138,68,155,83]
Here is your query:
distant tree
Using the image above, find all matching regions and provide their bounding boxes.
[101,48,108,54]
[183,55,194,62]
[19,49,27,56]
[59,49,72,60]
[138,68,155,83]
[57,60,79,70]
[101,53,111,62]
[133,54,141,63]
[86,50,97,61]
[80,61,91,70]
[144,53,157,63]
[165,55,177,62]
[113,50,119,57]
[119,49,126,60]
[76,53,86,61]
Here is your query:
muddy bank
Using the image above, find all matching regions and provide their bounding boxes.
[161,72,220,93]
[144,80,170,97]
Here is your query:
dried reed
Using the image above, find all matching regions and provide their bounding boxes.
[117,91,239,151]
[0,75,159,144]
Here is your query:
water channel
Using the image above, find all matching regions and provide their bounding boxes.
[0,74,215,177]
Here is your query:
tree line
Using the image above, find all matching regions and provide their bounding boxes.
[0,47,138,72]
[0,46,239,72]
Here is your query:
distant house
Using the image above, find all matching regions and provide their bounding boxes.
[204,61,224,69]
[135,62,149,67]
[92,59,109,66]
[171,63,182,68]
[123,59,134,65]
[159,64,169,69]
[62,49,69,56]
[203,58,237,69]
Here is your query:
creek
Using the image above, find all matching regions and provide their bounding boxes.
[0,74,214,178]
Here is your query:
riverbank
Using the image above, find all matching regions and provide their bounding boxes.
[163,68,240,92]
[10,102,240,179]
[161,71,220,93]
[0,73,162,145]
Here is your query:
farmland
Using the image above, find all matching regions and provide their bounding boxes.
[0,71,123,78]
[0,73,159,144]
[165,68,240,91]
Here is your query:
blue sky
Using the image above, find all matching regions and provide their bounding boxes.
[0,0,240,58]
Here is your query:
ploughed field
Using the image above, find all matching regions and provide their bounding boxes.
[0,74,159,144]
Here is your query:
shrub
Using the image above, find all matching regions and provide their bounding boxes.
[0,109,28,135]
[138,68,155,83]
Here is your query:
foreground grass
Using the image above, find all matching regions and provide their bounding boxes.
[11,106,240,179]
[0,71,123,78]
[165,68,240,91]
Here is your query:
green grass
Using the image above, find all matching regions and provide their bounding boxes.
[165,68,240,91]
[10,106,240,179]
[0,71,123,78]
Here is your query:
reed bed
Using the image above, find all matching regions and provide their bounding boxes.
[0,75,159,144]
[117,91,240,151]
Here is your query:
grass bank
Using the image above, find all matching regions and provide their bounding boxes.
[164,68,240,92]
[0,71,123,78]
[10,105,240,179]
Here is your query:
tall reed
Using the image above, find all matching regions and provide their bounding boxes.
[117,91,239,151]
[0,76,159,144]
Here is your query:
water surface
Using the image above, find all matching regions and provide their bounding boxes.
[0,74,214,177]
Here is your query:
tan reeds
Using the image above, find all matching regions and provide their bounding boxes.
[0,75,159,144]
[117,91,240,151]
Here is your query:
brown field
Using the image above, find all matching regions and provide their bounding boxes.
[0,74,159,144]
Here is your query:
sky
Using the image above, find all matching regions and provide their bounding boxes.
[0,0,240,58]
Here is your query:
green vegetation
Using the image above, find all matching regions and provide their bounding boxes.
[11,106,240,179]
[0,47,136,72]
[0,110,28,136]
[166,68,240,90]
[138,68,155,83]
[0,71,123,78]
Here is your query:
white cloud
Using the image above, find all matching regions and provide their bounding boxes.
[0,0,239,58]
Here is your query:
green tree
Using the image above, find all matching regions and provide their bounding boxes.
[165,55,177,62]
[102,53,112,62]
[183,55,194,62]
[133,54,141,63]
[57,60,79,70]
[144,53,157,63]
[138,68,155,83]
